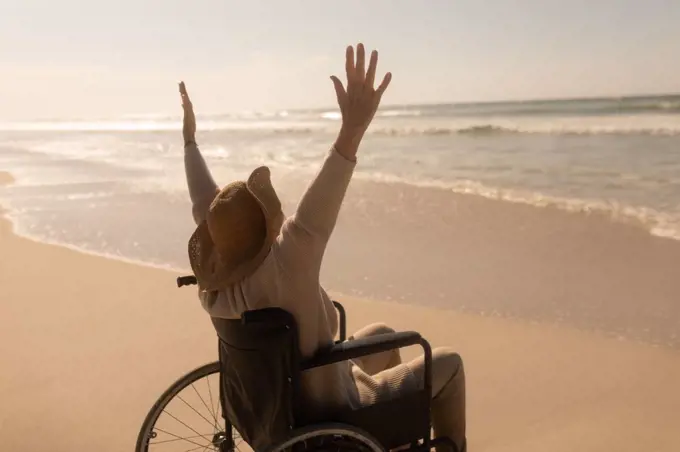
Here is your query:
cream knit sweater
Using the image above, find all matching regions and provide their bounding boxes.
[184,143,416,416]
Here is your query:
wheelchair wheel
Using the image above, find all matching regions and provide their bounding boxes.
[267,423,385,452]
[136,361,246,452]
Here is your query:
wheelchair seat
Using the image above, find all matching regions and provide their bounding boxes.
[211,306,445,452]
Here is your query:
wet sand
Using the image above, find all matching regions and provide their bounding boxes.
[3,163,680,348]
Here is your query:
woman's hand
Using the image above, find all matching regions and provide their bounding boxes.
[179,81,196,146]
[330,43,392,160]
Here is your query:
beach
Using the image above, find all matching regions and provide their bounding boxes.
[2,168,680,452]
[4,0,680,448]
[2,96,680,451]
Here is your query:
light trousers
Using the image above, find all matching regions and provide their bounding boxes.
[350,323,466,452]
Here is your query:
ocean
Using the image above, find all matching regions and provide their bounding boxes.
[1,94,680,347]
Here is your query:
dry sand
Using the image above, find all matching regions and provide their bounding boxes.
[1,170,680,452]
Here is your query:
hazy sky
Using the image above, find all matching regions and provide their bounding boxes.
[1,0,679,120]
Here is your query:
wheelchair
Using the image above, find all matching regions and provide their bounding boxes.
[135,275,458,452]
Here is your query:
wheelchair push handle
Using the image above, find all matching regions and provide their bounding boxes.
[177,275,198,287]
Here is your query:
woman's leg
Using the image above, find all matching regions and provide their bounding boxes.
[405,347,466,452]
[348,323,402,375]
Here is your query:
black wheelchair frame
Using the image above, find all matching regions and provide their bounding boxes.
[136,275,456,452]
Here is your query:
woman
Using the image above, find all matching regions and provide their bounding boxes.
[181,43,466,452]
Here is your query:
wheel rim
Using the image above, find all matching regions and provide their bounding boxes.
[137,363,247,452]
[267,424,385,452]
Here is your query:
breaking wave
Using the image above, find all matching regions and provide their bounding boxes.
[4,120,680,137]
[352,171,680,241]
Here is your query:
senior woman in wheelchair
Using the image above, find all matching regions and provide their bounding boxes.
[180,43,466,452]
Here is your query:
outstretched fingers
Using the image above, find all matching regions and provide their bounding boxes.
[179,81,197,144]
[333,43,391,125]
[355,43,365,83]
[376,72,392,97]
[365,50,378,89]
[179,81,192,108]
[330,76,347,106]
[345,45,355,82]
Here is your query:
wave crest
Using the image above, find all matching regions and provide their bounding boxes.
[352,171,680,241]
[369,124,680,137]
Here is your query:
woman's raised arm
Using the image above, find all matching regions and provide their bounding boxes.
[179,82,219,225]
[277,43,392,275]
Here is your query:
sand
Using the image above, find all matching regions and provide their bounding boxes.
[1,170,680,451]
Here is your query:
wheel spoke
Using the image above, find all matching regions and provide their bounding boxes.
[177,394,218,430]
[149,426,211,448]
[184,444,213,452]
[162,410,213,443]
[150,433,214,445]
[191,382,219,427]
[206,374,218,432]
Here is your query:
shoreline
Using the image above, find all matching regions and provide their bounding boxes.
[0,201,676,352]
[0,202,668,351]
[2,169,680,350]
[0,170,191,274]
[0,189,658,348]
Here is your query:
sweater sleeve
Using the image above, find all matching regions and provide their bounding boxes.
[276,147,356,277]
[184,143,220,225]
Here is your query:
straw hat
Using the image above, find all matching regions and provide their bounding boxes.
[188,166,284,290]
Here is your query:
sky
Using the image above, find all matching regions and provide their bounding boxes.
[1,0,679,120]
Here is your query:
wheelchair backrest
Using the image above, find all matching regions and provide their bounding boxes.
[210,308,302,452]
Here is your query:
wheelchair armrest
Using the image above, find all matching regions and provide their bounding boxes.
[303,330,435,448]
[302,331,429,370]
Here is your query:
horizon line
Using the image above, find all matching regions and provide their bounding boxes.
[2,90,679,123]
